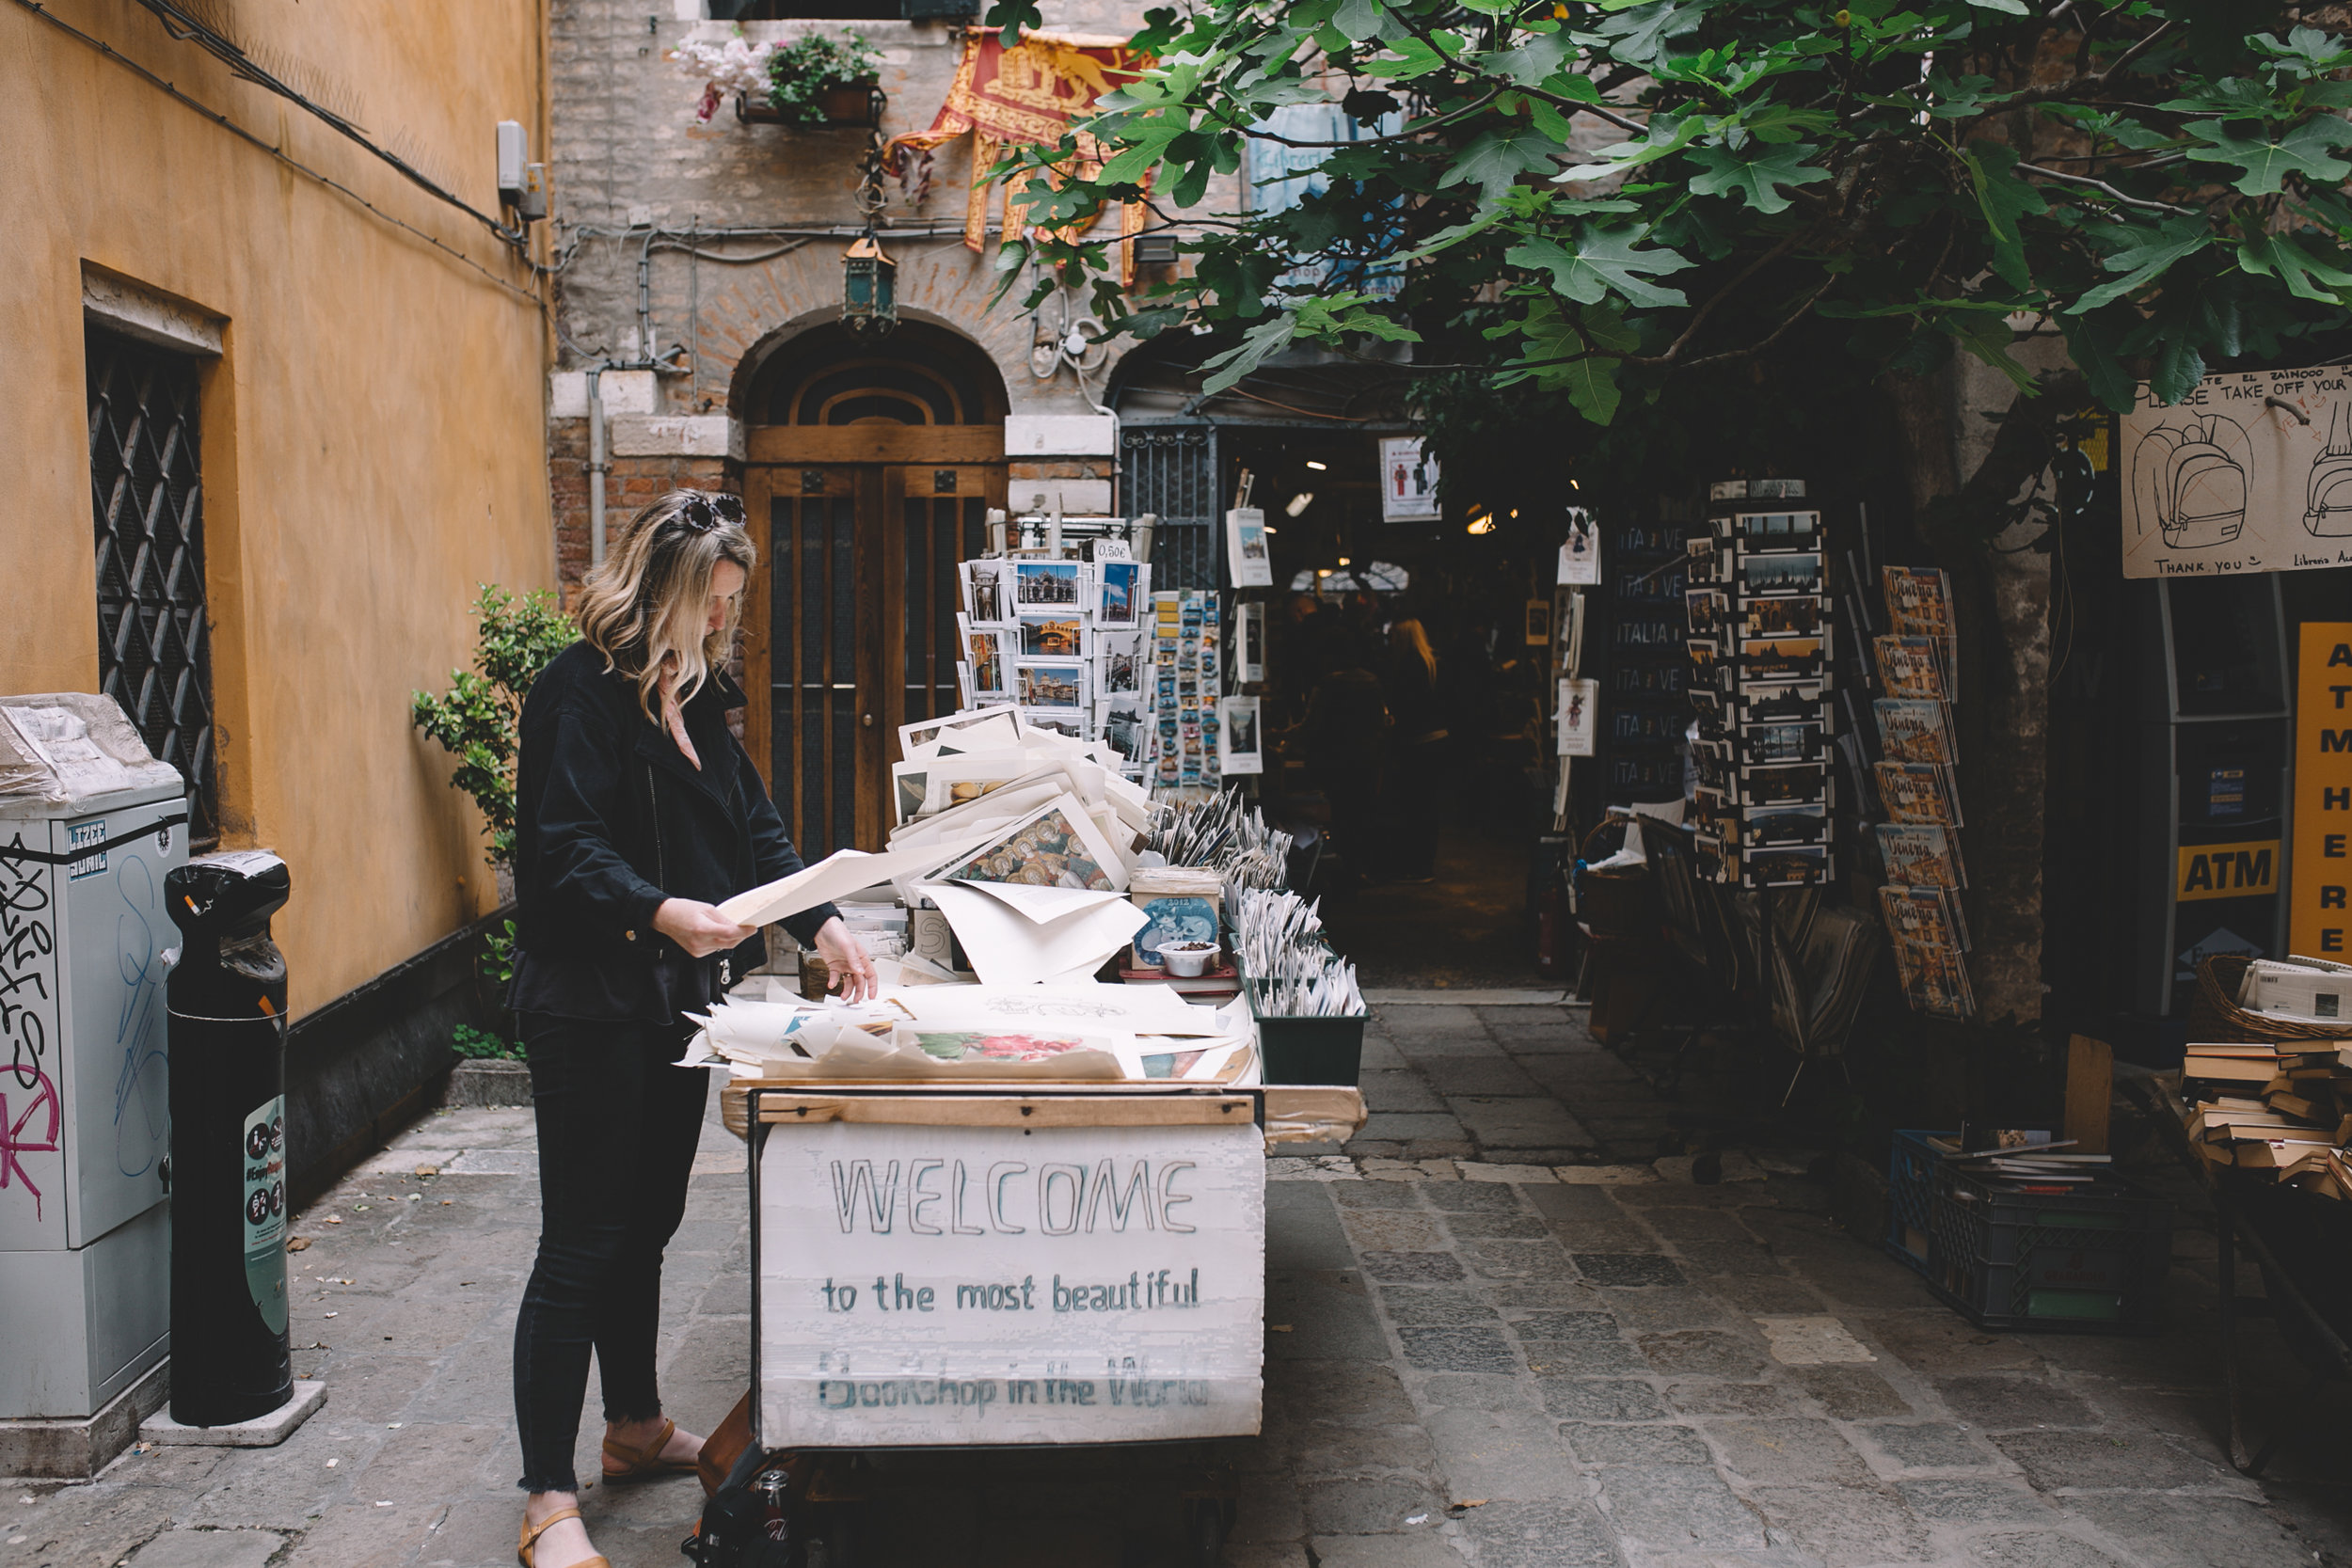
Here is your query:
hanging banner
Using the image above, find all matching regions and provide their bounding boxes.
[883,29,1150,273]
[2121,360,2352,579]
[2291,622,2352,959]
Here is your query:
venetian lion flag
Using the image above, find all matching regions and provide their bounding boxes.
[885,28,1152,275]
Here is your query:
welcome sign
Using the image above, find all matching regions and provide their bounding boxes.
[756,1118,1265,1445]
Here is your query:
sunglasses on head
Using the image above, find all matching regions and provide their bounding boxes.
[677,492,746,531]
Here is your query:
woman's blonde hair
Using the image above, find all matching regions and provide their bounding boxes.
[575,490,756,725]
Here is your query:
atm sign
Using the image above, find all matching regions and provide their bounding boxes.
[2177,840,2280,902]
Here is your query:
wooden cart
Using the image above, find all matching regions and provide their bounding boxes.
[719,1079,1364,1565]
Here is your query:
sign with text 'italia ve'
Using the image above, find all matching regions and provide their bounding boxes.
[756,1120,1264,1446]
[2292,624,2352,959]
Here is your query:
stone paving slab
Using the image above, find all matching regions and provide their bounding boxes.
[8,1004,2352,1567]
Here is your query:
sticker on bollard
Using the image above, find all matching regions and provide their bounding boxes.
[242,1096,288,1335]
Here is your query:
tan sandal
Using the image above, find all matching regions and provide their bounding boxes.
[518,1506,610,1568]
[601,1417,697,1481]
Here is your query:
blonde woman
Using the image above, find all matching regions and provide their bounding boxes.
[506,491,874,1568]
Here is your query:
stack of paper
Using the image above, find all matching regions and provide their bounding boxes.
[687,979,1257,1084]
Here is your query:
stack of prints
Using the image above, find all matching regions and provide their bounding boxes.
[958,554,1152,777]
[1684,479,1838,889]
[1868,566,1975,1019]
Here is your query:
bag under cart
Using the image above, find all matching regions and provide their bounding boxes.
[707,1079,1364,1567]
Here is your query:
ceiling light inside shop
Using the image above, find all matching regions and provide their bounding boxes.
[1316,568,1333,578]
[1305,460,1327,471]
[1338,557,1351,566]
[1286,492,1314,516]
[1466,514,1495,535]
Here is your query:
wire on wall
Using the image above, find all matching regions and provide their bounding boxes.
[14,0,544,309]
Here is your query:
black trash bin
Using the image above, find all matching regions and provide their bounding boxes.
[166,850,294,1428]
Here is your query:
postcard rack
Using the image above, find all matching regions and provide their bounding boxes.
[1866,564,1974,1019]
[1685,479,1840,890]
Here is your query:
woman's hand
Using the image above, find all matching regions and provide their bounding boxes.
[653,898,758,958]
[811,916,879,1003]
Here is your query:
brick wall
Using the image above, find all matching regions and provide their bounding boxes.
[547,415,738,598]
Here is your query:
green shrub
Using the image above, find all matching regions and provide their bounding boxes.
[453,1023,525,1061]
[411,586,577,870]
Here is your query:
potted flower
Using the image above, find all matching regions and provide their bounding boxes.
[760,30,883,127]
[672,27,882,128]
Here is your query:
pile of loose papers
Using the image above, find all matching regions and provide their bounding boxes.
[688,980,1257,1085]
[719,708,1158,988]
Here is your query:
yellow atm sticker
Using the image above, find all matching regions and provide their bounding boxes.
[2178,840,2280,902]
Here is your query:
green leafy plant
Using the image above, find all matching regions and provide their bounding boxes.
[411,586,577,871]
[452,1023,526,1062]
[987,1,2352,423]
[480,918,520,989]
[767,30,881,125]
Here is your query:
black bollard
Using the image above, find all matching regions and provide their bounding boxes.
[165,850,294,1428]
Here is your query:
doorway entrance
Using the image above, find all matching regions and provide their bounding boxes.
[740,323,1009,859]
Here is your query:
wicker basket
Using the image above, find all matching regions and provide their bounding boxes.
[2189,955,2352,1043]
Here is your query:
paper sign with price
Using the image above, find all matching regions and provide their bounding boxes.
[756,1118,1264,1445]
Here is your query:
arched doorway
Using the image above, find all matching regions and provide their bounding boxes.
[739,321,1009,858]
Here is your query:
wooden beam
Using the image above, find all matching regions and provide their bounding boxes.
[2064,1035,2114,1156]
[748,425,1007,465]
[754,1093,1255,1128]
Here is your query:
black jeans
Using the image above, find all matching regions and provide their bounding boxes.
[513,1014,709,1493]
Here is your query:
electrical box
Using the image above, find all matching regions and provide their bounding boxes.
[520,162,549,224]
[496,120,528,207]
[0,695,187,1419]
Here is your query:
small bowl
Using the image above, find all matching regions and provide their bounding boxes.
[1161,942,1218,978]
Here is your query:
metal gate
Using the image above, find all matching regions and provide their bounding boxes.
[1120,424,1222,591]
[87,326,215,847]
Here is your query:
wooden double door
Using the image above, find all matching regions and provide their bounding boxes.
[743,461,1007,860]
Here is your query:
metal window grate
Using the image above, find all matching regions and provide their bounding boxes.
[1121,425,1220,592]
[87,327,215,846]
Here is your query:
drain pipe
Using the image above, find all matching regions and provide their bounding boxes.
[586,363,610,567]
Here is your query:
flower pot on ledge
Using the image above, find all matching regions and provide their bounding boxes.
[734,81,883,129]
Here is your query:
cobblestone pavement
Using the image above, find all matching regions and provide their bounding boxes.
[8,1002,2352,1568]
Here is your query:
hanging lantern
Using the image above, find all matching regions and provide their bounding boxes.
[841,231,898,338]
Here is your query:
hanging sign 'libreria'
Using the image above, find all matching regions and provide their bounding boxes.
[756,1120,1264,1445]
[2122,360,2352,579]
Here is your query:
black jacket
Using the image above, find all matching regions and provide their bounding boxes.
[509,641,836,1016]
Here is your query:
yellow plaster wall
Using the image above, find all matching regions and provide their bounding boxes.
[2,0,554,1012]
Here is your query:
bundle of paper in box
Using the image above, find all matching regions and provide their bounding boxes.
[2181,1037,2352,1196]
[687,981,1256,1085]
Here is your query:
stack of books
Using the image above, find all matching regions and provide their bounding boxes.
[1118,959,1241,1004]
[2182,1040,2352,1195]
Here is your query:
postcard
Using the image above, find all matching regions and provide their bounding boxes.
[1218,695,1263,775]
[1558,510,1602,585]
[1017,612,1086,657]
[1882,564,1953,638]
[1746,801,1832,847]
[1098,629,1144,697]
[1742,762,1832,808]
[961,559,1011,624]
[1557,678,1597,757]
[1880,883,1969,956]
[1237,600,1266,684]
[1874,698,1956,766]
[1018,710,1089,740]
[1875,760,1962,826]
[1225,508,1273,588]
[1733,510,1821,551]
[1740,683,1830,725]
[962,626,1007,696]
[1685,589,1729,634]
[1097,560,1142,626]
[1012,560,1083,608]
[1740,720,1824,766]
[1875,822,1967,890]
[1736,551,1822,597]
[1874,635,1947,700]
[1742,595,1822,638]
[898,705,1020,760]
[1014,659,1089,710]
[1742,843,1834,889]
[1739,636,1827,686]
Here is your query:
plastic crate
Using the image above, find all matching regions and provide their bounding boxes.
[1884,1130,1953,1277]
[1924,1162,2171,1333]
[1245,980,1367,1085]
